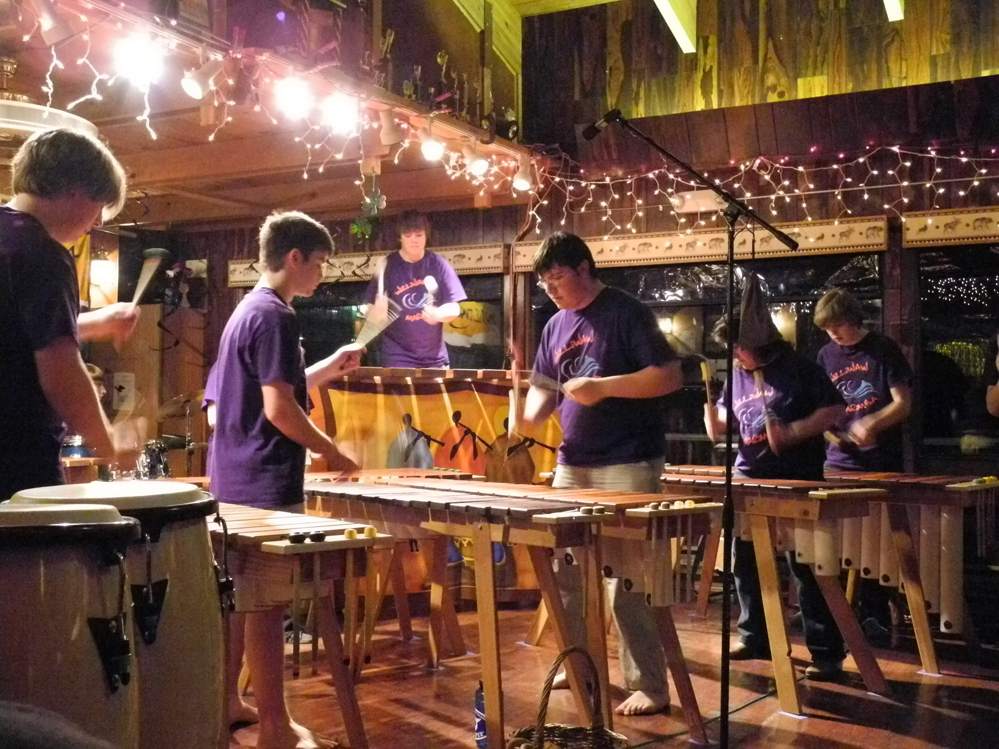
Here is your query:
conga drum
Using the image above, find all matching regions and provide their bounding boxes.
[0,503,141,749]
[12,481,224,749]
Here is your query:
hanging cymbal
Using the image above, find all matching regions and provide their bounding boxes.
[158,390,205,421]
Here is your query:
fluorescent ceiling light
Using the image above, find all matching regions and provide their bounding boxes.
[883,0,904,21]
[653,0,696,54]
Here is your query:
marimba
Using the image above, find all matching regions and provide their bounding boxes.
[362,478,722,746]
[211,502,392,749]
[824,471,998,638]
[661,472,890,716]
[305,480,612,749]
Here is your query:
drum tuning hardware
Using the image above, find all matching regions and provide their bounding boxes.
[130,579,169,646]
[213,514,236,613]
[88,553,133,692]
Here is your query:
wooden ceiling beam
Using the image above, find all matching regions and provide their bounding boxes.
[510,0,620,15]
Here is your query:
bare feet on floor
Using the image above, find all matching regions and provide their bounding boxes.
[228,700,259,727]
[551,671,569,690]
[615,690,670,716]
[256,721,338,749]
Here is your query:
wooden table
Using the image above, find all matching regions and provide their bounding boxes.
[61,456,106,484]
[305,481,610,749]
[211,503,392,749]
[661,473,890,716]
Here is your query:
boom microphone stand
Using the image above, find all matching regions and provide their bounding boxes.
[585,109,798,747]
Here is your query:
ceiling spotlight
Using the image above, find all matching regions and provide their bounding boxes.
[461,143,490,177]
[378,108,404,145]
[320,92,359,135]
[418,126,445,162]
[512,156,532,192]
[32,0,75,46]
[114,34,165,92]
[274,76,314,121]
[181,57,225,100]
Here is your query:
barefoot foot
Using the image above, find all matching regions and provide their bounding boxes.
[256,721,333,749]
[228,699,259,727]
[615,690,669,716]
[551,671,569,690]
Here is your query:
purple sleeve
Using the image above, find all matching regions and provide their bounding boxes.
[17,247,78,350]
[253,312,301,388]
[530,323,557,385]
[201,365,218,410]
[626,303,676,369]
[433,255,467,304]
[881,337,914,389]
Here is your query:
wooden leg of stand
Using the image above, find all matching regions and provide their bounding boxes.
[351,548,380,681]
[526,546,595,726]
[814,575,891,696]
[472,523,504,749]
[845,568,859,605]
[390,542,413,641]
[343,550,359,671]
[696,526,721,618]
[654,607,707,745]
[749,515,802,716]
[886,503,939,676]
[315,591,369,749]
[361,547,395,666]
[422,538,452,666]
[583,534,612,729]
[525,599,548,646]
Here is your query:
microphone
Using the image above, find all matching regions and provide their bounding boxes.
[581,109,621,141]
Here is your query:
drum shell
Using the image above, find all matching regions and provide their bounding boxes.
[128,515,224,749]
[0,543,139,749]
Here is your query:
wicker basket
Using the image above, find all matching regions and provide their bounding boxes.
[506,646,629,749]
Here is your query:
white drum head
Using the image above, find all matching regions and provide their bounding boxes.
[11,481,206,510]
[0,503,124,526]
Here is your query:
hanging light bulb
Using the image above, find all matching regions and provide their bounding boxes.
[418,126,444,162]
[274,76,314,120]
[113,34,166,92]
[320,92,359,135]
[378,108,404,145]
[181,57,225,100]
[461,143,490,177]
[512,155,532,192]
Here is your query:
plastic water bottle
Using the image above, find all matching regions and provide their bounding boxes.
[474,681,487,748]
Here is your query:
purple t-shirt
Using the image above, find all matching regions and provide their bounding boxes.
[719,346,844,481]
[209,287,308,508]
[532,286,676,468]
[818,331,913,471]
[0,207,80,498]
[365,250,466,368]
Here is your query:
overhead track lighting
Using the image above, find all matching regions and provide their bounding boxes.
[461,143,489,177]
[181,57,225,100]
[274,76,314,121]
[378,108,404,146]
[31,0,75,47]
[512,156,532,192]
[418,125,445,162]
[114,34,166,91]
[320,92,359,135]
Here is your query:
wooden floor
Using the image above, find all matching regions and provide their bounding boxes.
[230,600,999,748]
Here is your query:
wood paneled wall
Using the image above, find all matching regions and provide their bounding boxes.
[525,0,999,147]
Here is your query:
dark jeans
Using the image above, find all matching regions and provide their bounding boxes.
[733,538,846,663]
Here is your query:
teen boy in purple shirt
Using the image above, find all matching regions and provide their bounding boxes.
[212,211,361,749]
[705,309,848,679]
[364,210,466,368]
[0,128,138,499]
[516,232,682,716]
[814,288,913,637]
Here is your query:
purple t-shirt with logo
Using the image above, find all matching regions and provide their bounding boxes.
[0,207,80,499]
[719,346,844,481]
[209,287,308,508]
[818,331,913,471]
[532,286,676,468]
[365,250,466,368]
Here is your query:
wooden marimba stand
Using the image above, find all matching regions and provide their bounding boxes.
[663,475,891,716]
[369,479,720,746]
[307,481,614,749]
[210,503,392,749]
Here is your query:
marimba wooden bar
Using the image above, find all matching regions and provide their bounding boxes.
[371,478,721,745]
[305,481,611,749]
[210,503,391,749]
[660,473,890,715]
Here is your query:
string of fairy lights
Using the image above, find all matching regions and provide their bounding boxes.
[527,145,999,241]
[22,0,533,205]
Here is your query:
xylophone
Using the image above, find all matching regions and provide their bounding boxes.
[375,478,723,745]
[211,502,392,749]
[660,472,890,716]
[305,480,614,749]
